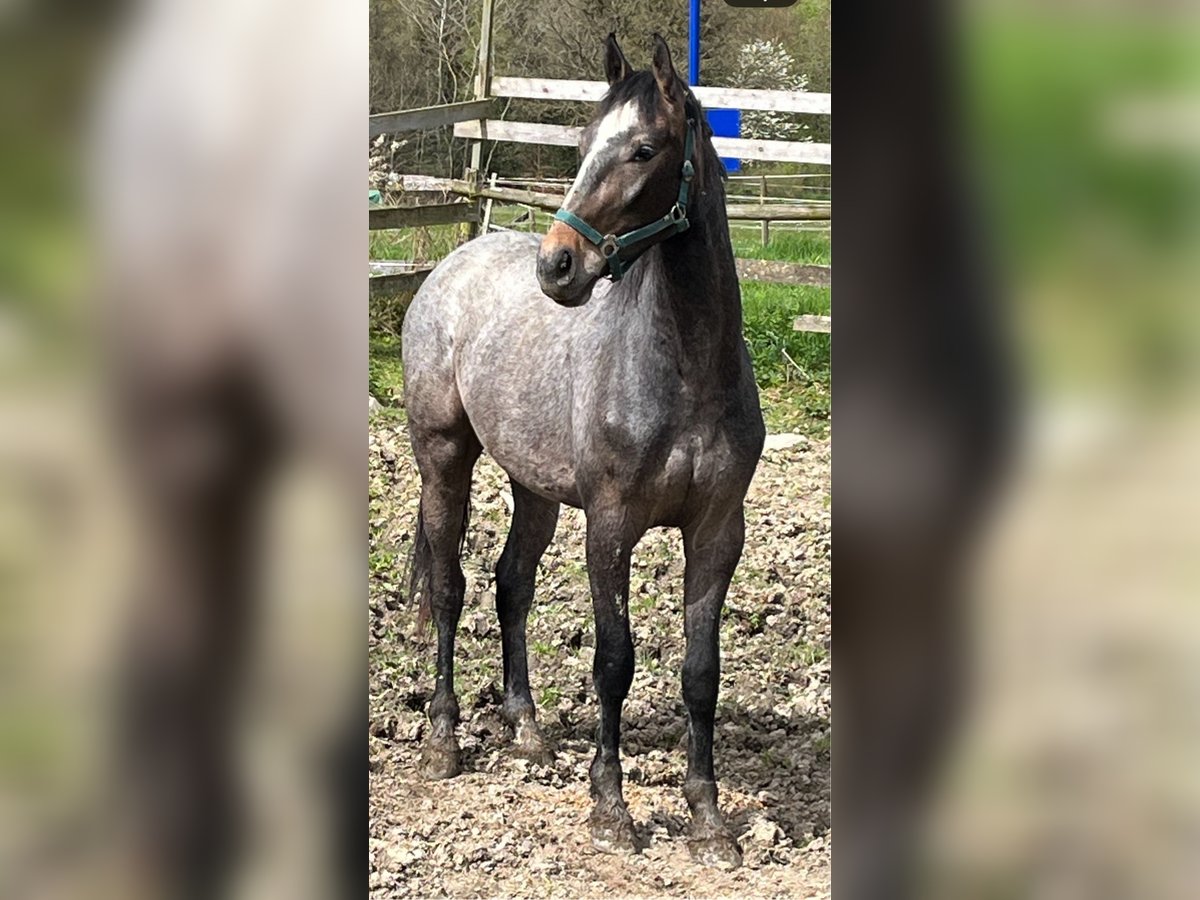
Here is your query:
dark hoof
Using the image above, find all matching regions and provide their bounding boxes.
[419,740,461,780]
[688,830,743,870]
[590,809,640,855]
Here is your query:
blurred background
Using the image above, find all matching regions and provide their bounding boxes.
[1,0,363,897]
[921,1,1200,896]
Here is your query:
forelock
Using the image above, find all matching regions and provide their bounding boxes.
[596,71,660,122]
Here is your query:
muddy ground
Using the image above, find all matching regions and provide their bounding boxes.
[369,419,831,898]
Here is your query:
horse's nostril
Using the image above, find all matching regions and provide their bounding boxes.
[555,249,573,276]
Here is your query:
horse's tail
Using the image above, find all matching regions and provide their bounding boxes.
[407,492,471,630]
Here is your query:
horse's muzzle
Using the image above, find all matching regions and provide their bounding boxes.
[537,223,598,307]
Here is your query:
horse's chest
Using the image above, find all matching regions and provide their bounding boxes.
[578,381,705,495]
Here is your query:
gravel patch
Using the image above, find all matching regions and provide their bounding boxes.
[369,422,831,898]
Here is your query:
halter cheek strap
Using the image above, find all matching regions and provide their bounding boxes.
[553,118,697,282]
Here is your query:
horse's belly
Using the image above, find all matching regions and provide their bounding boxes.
[490,450,582,508]
[457,342,582,507]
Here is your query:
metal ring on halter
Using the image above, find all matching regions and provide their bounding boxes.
[599,236,620,258]
[669,204,685,223]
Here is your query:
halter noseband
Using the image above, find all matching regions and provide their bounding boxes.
[553,118,697,282]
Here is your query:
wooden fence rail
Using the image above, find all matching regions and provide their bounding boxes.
[490,76,831,115]
[448,179,830,221]
[369,202,477,230]
[369,98,497,138]
[453,120,830,165]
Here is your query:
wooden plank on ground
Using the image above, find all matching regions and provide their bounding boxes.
[490,77,831,115]
[370,99,497,137]
[736,260,831,286]
[369,268,434,297]
[369,202,477,230]
[793,314,832,333]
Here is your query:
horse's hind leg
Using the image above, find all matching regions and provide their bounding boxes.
[680,508,747,869]
[495,481,559,763]
[410,423,481,780]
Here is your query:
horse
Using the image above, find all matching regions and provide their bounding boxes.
[401,33,765,868]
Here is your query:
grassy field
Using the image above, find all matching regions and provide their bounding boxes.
[370,214,830,436]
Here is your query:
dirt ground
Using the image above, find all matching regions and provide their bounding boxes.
[368,419,831,898]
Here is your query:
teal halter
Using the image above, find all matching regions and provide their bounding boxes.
[553,119,697,282]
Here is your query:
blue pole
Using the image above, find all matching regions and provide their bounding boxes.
[688,0,700,86]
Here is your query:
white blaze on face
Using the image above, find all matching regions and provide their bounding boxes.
[563,100,641,210]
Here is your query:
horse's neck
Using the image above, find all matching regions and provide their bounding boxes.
[638,207,744,369]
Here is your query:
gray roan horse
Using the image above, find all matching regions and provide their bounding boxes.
[402,33,765,868]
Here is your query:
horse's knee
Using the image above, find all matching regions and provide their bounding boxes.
[593,628,634,700]
[494,555,531,620]
[682,650,719,713]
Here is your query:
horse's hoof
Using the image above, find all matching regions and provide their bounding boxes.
[511,721,555,766]
[511,739,555,767]
[419,741,461,780]
[590,811,639,855]
[688,831,743,870]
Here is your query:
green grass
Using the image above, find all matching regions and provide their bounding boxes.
[742,281,830,385]
[730,227,831,265]
[370,224,467,262]
[369,331,407,422]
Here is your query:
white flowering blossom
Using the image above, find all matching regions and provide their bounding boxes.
[733,40,812,144]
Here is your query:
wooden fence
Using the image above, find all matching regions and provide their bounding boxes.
[369,0,831,333]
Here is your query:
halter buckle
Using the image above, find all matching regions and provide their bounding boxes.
[669,204,686,223]
[599,235,620,258]
[681,160,695,182]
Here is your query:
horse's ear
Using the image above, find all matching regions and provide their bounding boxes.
[650,33,679,104]
[604,33,631,86]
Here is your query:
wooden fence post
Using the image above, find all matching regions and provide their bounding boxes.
[466,0,496,239]
[760,175,769,248]
[481,173,498,232]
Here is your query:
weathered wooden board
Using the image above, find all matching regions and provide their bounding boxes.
[490,77,831,115]
[449,180,829,221]
[369,202,478,230]
[725,203,830,221]
[369,268,434,297]
[453,120,831,165]
[736,260,832,286]
[370,99,497,138]
[793,314,832,333]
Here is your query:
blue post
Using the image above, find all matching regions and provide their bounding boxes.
[688,0,700,86]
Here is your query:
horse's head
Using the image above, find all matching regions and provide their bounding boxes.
[537,33,704,307]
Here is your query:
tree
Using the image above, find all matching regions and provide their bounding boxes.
[733,39,811,143]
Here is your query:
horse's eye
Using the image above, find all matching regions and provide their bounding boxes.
[633,145,656,162]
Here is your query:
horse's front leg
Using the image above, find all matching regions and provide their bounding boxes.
[583,504,640,854]
[680,508,747,869]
